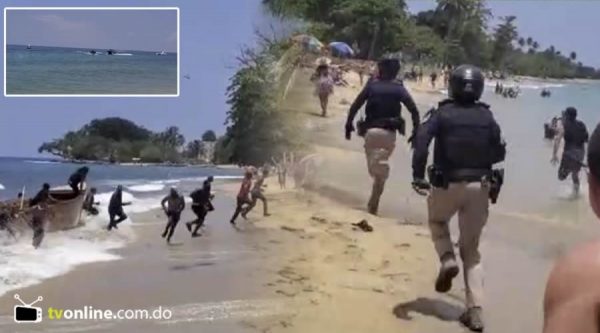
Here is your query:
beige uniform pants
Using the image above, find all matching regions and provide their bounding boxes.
[364,128,396,180]
[427,182,489,308]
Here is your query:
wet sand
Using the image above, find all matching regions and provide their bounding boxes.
[0,192,296,333]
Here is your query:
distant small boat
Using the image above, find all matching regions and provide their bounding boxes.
[89,50,97,55]
[156,51,167,56]
[26,44,32,50]
[107,49,116,55]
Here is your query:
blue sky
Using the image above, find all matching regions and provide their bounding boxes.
[6,9,177,52]
[406,0,600,67]
[1,0,599,157]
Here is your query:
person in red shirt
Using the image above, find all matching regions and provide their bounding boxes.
[230,171,253,225]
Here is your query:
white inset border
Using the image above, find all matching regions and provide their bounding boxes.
[3,7,180,98]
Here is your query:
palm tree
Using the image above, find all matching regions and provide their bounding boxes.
[518,37,525,50]
[570,51,577,62]
[532,41,539,51]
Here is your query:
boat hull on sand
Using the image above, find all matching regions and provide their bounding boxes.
[0,187,87,234]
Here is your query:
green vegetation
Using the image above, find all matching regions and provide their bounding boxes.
[39,117,218,164]
[264,0,600,79]
[216,38,303,166]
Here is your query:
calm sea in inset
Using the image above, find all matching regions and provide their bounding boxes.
[6,45,178,95]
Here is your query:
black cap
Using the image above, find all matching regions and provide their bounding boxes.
[377,58,400,81]
[449,65,485,103]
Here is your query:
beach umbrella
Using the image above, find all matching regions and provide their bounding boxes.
[329,42,355,58]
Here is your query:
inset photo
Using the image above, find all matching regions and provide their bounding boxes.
[4,7,179,97]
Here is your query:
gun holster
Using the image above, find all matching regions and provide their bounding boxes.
[359,117,405,137]
[427,166,448,189]
[486,169,504,204]
[357,117,367,137]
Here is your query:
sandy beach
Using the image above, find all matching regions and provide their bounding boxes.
[1,65,599,333]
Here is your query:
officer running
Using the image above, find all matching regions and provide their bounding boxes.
[412,65,506,332]
[345,57,420,215]
[551,106,589,197]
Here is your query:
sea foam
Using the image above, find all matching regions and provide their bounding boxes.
[0,190,160,297]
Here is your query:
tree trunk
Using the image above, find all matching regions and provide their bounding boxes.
[368,23,381,60]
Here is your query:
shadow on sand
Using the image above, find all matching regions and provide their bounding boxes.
[393,297,463,322]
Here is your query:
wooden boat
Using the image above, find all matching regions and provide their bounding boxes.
[0,186,87,235]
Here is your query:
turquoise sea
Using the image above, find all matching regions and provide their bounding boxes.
[478,79,600,224]
[6,45,178,95]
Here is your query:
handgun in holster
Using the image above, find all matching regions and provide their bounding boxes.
[486,169,504,204]
[357,117,367,137]
[427,166,448,189]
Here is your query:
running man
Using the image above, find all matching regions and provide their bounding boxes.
[551,107,589,197]
[186,177,215,237]
[242,168,270,218]
[107,185,131,231]
[161,188,186,244]
[230,171,253,225]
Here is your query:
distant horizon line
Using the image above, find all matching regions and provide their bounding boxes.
[7,43,177,54]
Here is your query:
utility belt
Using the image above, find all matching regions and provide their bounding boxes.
[427,166,504,204]
[357,117,405,137]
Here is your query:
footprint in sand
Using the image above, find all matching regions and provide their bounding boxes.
[276,290,297,298]
[394,243,411,249]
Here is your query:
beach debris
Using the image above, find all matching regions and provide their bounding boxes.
[352,219,374,232]
[340,98,350,105]
[395,243,411,249]
[275,290,297,298]
[372,288,385,294]
[310,215,327,224]
[281,225,305,233]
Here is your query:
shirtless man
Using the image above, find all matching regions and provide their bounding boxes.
[230,171,253,225]
[242,168,270,218]
[543,122,600,332]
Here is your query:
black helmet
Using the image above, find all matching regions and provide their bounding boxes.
[449,65,485,103]
[377,57,400,81]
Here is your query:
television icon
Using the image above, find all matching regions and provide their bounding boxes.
[13,294,43,323]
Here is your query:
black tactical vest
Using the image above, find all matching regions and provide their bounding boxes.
[434,101,503,172]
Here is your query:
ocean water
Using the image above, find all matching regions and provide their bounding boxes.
[6,45,178,95]
[0,157,242,296]
[477,79,600,225]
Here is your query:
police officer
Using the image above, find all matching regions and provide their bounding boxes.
[412,65,506,332]
[551,107,588,197]
[345,57,420,215]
